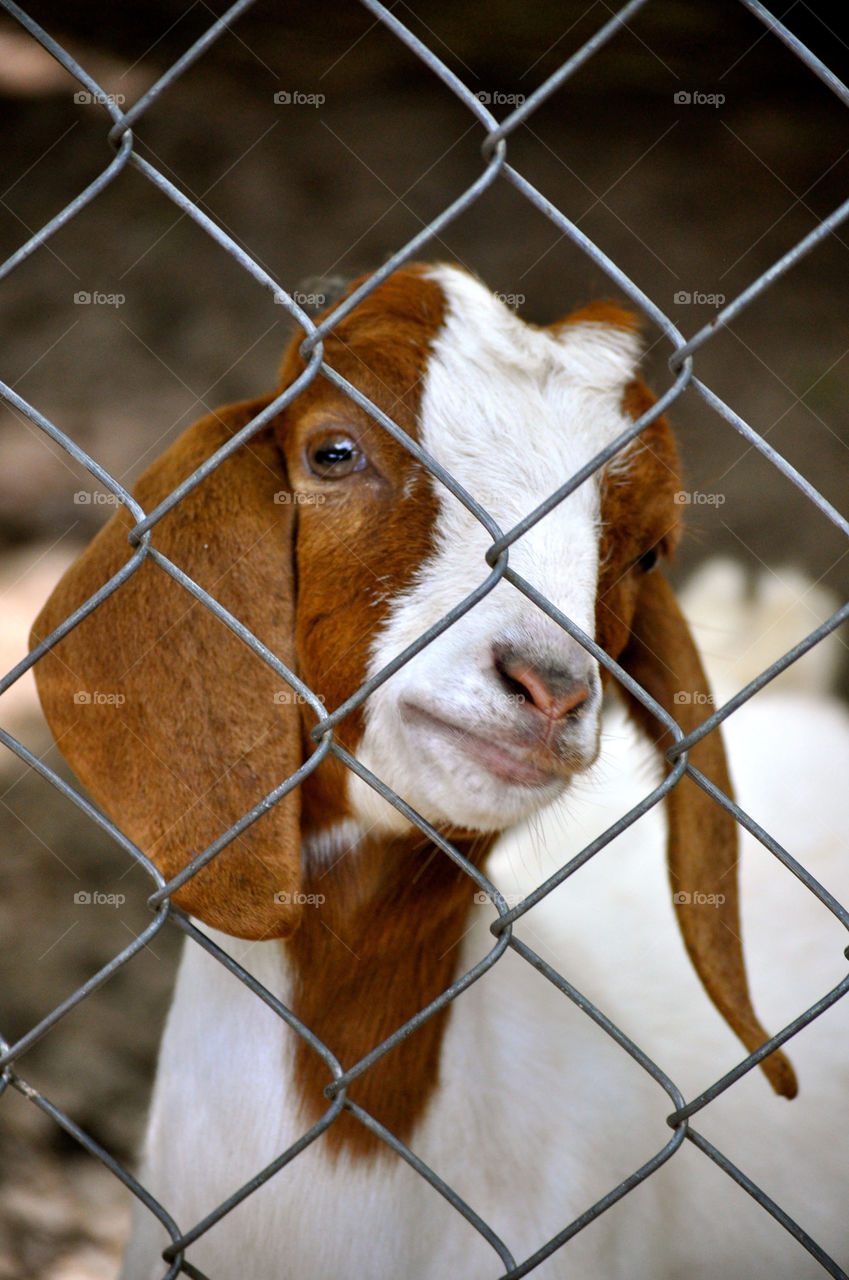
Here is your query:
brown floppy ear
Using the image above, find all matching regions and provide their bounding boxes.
[30,398,303,941]
[615,569,798,1098]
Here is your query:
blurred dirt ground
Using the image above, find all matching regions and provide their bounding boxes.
[1,2,848,1276]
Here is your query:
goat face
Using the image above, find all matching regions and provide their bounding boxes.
[277,264,680,833]
[31,260,795,1097]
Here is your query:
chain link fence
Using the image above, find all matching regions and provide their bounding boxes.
[1,1,848,1276]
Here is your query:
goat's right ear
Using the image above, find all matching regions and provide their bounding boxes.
[30,398,303,941]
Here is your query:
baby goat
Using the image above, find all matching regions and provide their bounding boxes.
[32,264,844,1278]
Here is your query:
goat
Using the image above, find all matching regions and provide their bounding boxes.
[30,263,847,1278]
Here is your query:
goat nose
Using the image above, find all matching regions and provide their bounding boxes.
[493,649,591,721]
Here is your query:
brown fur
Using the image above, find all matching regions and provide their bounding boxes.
[30,399,303,940]
[290,828,496,1156]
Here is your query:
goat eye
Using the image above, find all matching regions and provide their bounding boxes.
[636,546,659,573]
[306,435,365,479]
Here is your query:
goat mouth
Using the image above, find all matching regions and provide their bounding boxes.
[401,703,567,789]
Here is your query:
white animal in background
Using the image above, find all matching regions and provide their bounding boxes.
[0,545,75,744]
[31,264,848,1278]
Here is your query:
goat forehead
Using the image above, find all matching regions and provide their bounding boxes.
[418,265,639,517]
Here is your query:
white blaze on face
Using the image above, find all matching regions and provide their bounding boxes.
[349,265,643,834]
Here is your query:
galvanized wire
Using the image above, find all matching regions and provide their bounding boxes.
[1,1,848,1278]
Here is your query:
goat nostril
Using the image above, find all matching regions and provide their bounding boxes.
[494,652,590,721]
[550,681,590,719]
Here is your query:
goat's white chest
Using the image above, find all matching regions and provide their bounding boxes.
[124,911,661,1280]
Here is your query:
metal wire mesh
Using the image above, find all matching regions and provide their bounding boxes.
[1,1,848,1276]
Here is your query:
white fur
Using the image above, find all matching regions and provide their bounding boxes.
[123,650,849,1279]
[301,817,363,873]
[351,267,639,834]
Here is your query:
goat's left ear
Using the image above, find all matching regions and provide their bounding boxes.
[557,302,797,1098]
[614,563,798,1098]
[30,398,304,941]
